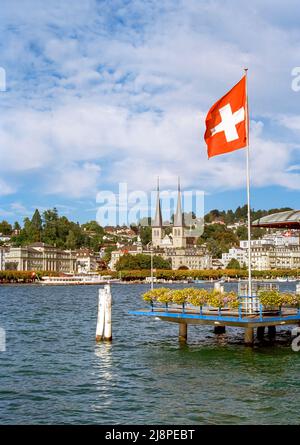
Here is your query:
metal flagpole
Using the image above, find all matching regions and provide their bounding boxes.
[244,68,252,303]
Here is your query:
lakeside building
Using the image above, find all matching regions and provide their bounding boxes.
[222,248,247,268]
[221,230,300,270]
[5,243,77,272]
[75,248,98,273]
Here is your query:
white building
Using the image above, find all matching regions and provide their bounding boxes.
[222,248,247,268]
[5,243,77,272]
[75,249,98,273]
[240,232,299,249]
[237,231,300,270]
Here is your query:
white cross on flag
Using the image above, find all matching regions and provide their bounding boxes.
[204,76,248,158]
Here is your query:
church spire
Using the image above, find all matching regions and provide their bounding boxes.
[174,176,183,227]
[152,177,162,227]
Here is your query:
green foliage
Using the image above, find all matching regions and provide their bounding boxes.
[139,225,152,246]
[187,288,209,307]
[0,220,12,235]
[9,208,104,252]
[142,288,171,303]
[258,290,300,308]
[115,254,171,271]
[198,224,238,258]
[281,293,300,308]
[227,258,241,269]
[204,205,293,225]
[171,289,187,305]
[141,286,239,309]
[258,290,284,307]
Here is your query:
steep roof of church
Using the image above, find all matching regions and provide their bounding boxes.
[174,178,183,227]
[152,179,163,227]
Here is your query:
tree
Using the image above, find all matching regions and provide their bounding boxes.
[0,220,12,235]
[81,220,104,235]
[31,209,42,231]
[13,221,21,231]
[66,230,76,250]
[115,254,171,271]
[227,258,241,269]
[140,226,152,246]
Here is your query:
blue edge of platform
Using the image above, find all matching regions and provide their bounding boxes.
[128,309,300,324]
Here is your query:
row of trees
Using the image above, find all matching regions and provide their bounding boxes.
[105,268,300,281]
[204,205,292,225]
[115,254,171,271]
[3,208,105,251]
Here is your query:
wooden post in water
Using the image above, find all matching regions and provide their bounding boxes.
[268,325,276,339]
[244,327,254,345]
[96,284,112,342]
[179,323,187,343]
[257,326,265,340]
[214,282,226,334]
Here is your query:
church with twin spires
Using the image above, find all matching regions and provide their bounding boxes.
[152,180,187,249]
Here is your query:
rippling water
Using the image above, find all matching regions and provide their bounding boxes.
[0,282,300,425]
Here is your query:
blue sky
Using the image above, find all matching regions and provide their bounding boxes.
[1,0,300,225]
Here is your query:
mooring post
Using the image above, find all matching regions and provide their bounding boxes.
[96,284,112,342]
[257,326,265,340]
[244,327,254,345]
[179,323,187,343]
[213,283,225,333]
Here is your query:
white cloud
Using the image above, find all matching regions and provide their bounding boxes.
[0,178,15,196]
[46,162,101,198]
[1,0,300,205]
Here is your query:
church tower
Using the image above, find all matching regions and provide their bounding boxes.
[172,178,186,248]
[152,178,163,248]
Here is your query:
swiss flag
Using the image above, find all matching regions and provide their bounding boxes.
[204,76,248,158]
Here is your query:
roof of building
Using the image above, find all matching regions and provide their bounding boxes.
[152,179,163,227]
[174,178,183,227]
[252,210,300,228]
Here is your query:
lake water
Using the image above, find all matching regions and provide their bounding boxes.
[0,282,300,425]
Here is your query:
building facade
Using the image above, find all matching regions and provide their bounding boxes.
[5,243,77,272]
[222,248,247,268]
[76,249,98,273]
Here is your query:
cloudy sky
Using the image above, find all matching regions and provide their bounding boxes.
[1,0,300,224]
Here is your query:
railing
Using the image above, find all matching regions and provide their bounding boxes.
[149,297,300,322]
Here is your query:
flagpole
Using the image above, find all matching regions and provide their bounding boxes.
[244,68,252,301]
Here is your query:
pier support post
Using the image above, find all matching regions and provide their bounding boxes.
[244,327,254,345]
[179,323,187,343]
[214,325,226,334]
[96,284,112,342]
[268,325,276,339]
[257,326,265,340]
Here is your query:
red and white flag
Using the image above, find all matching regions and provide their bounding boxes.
[204,76,248,158]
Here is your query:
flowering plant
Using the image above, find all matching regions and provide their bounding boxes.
[171,289,188,305]
[281,293,300,308]
[187,288,209,307]
[257,290,284,308]
[142,287,171,303]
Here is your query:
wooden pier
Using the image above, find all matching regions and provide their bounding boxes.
[129,305,300,345]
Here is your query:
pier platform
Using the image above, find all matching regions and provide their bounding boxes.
[129,306,300,344]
